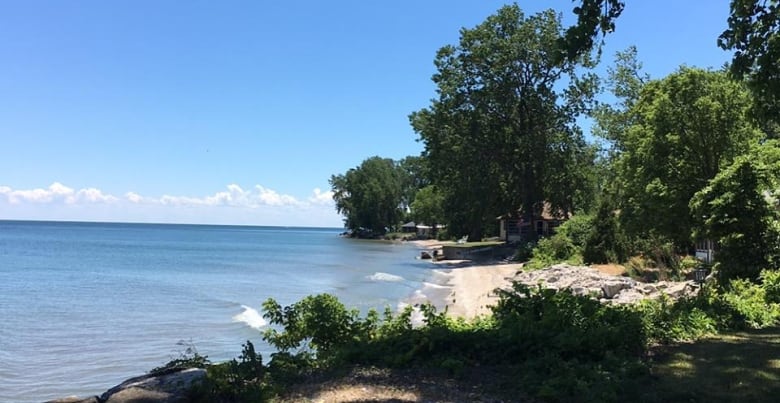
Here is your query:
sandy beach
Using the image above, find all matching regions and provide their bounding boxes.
[408,239,522,319]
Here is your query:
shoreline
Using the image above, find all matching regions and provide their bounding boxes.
[406,239,522,319]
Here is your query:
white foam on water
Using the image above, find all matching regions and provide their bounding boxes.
[232,305,267,329]
[367,272,405,282]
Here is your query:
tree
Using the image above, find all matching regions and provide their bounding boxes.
[329,157,405,235]
[615,67,762,248]
[691,143,780,281]
[592,46,649,153]
[719,0,780,129]
[410,5,599,241]
[409,185,445,229]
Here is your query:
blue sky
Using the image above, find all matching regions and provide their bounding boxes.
[1,1,733,227]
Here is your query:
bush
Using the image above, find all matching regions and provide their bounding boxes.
[557,214,594,250]
[638,295,717,344]
[192,341,273,402]
[760,269,780,304]
[719,278,780,329]
[526,233,579,270]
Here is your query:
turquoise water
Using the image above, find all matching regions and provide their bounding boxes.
[0,221,430,402]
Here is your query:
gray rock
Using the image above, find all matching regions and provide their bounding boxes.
[601,280,631,299]
[510,263,698,305]
[101,368,206,403]
[44,397,100,403]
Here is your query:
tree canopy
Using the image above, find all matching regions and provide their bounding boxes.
[719,0,780,128]
[410,5,599,240]
[612,67,762,247]
[329,157,406,235]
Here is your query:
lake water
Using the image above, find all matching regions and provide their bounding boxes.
[0,220,432,402]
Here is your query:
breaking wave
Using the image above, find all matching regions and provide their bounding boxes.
[232,305,266,329]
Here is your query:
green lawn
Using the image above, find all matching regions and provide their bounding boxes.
[635,327,780,402]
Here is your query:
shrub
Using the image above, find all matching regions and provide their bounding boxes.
[526,233,578,270]
[557,213,594,250]
[193,341,273,402]
[719,278,780,329]
[760,269,780,304]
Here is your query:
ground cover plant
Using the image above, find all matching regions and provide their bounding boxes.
[153,271,780,402]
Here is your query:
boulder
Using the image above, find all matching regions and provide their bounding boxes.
[100,368,206,403]
[45,397,100,403]
[601,280,631,299]
[510,263,698,305]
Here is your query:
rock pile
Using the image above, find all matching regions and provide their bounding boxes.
[511,263,698,304]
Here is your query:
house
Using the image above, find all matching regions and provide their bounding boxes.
[401,221,417,233]
[695,239,716,264]
[499,203,569,243]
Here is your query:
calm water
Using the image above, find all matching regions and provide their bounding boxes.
[0,221,431,402]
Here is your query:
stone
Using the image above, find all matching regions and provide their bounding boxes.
[509,263,698,305]
[45,397,100,403]
[100,368,206,403]
[601,280,631,299]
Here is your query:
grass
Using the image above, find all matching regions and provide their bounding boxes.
[635,327,780,402]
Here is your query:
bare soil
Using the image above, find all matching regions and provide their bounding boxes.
[274,366,530,403]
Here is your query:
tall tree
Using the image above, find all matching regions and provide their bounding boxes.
[616,67,762,247]
[719,0,780,130]
[330,157,405,235]
[691,142,780,281]
[410,5,599,241]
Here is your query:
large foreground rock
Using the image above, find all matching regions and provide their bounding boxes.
[101,368,206,403]
[46,368,206,403]
[512,263,698,304]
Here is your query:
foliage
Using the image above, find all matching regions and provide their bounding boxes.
[556,213,594,251]
[559,0,624,63]
[330,156,407,235]
[526,233,580,270]
[409,185,445,228]
[410,5,599,241]
[719,278,780,329]
[760,268,780,304]
[691,146,780,282]
[583,199,628,264]
[192,341,272,402]
[261,294,367,364]
[592,46,649,154]
[150,340,210,375]
[719,0,780,127]
[614,67,762,248]
[638,295,717,344]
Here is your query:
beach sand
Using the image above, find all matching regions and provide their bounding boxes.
[442,263,523,318]
[407,239,522,319]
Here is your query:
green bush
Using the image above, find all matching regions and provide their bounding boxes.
[760,269,780,304]
[526,233,578,270]
[192,341,273,402]
[719,278,780,329]
[557,214,594,250]
[638,295,716,344]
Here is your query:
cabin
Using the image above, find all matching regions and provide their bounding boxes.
[499,203,569,243]
[401,221,417,233]
[695,239,716,264]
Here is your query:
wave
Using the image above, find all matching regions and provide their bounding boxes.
[367,272,405,282]
[232,305,267,329]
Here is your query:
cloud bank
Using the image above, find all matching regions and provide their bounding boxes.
[0,183,340,227]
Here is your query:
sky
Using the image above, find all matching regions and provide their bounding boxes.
[0,1,734,227]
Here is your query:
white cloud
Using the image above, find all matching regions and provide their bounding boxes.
[0,182,342,227]
[125,192,144,203]
[0,182,119,204]
[309,188,334,205]
[255,185,301,207]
